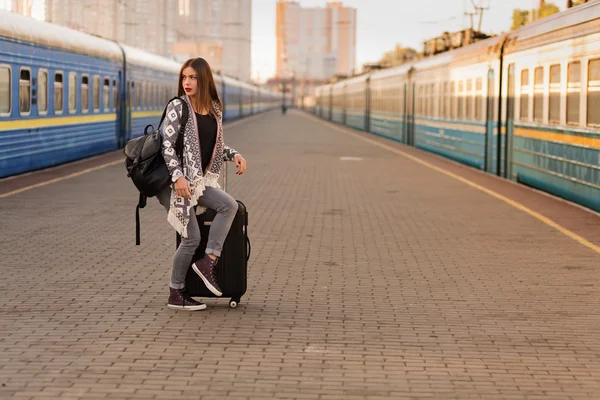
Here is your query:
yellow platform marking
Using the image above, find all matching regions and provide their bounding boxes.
[317,115,600,255]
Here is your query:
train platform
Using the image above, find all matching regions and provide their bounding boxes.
[1,109,599,400]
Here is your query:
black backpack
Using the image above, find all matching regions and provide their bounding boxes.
[124,96,189,245]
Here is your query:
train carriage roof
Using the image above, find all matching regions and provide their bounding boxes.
[369,63,413,80]
[121,44,180,74]
[412,34,505,72]
[0,10,122,61]
[505,1,600,54]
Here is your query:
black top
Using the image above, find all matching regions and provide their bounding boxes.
[195,112,217,172]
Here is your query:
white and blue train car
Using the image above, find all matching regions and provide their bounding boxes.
[313,2,600,212]
[222,76,242,120]
[121,44,179,143]
[369,65,410,143]
[0,10,284,180]
[0,10,124,178]
[410,35,504,172]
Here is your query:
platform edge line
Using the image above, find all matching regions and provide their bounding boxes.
[0,160,123,198]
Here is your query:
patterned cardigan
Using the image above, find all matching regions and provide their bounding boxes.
[161,95,240,238]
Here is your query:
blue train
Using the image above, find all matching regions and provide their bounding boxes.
[0,10,282,179]
[314,3,600,213]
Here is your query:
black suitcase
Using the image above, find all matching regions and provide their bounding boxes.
[176,200,250,308]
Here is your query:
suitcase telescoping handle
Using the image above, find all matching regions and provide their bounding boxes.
[225,162,251,262]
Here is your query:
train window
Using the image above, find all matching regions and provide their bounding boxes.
[399,86,404,115]
[520,69,530,121]
[443,82,450,119]
[430,83,436,117]
[155,84,159,108]
[151,83,156,108]
[533,67,543,122]
[457,81,464,120]
[112,80,117,111]
[54,72,63,114]
[81,75,89,113]
[450,82,456,119]
[437,83,443,118]
[68,72,77,113]
[567,62,580,126]
[422,84,427,116]
[587,59,600,127]
[0,66,9,115]
[135,82,141,110]
[93,75,100,112]
[475,78,482,121]
[142,82,148,110]
[38,70,48,114]
[143,81,148,109]
[148,82,152,109]
[426,84,431,116]
[417,85,422,115]
[549,64,560,124]
[103,78,110,111]
[424,84,430,116]
[19,68,31,114]
[150,82,155,108]
[466,79,473,120]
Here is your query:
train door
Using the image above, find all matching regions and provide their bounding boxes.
[239,90,244,117]
[365,78,371,132]
[484,68,495,172]
[405,81,416,146]
[116,71,126,147]
[401,83,407,142]
[342,84,347,125]
[122,79,133,145]
[504,63,515,180]
[328,86,333,121]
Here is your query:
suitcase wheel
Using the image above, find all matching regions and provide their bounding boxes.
[229,298,240,309]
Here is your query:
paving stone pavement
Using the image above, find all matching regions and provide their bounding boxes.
[0,109,599,400]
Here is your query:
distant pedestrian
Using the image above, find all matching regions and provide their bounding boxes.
[157,57,247,311]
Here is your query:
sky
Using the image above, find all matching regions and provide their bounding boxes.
[250,0,567,82]
[0,0,568,83]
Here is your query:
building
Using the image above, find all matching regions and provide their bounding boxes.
[276,0,356,81]
[39,0,251,81]
[11,0,33,16]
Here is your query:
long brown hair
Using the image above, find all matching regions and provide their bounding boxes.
[177,57,222,115]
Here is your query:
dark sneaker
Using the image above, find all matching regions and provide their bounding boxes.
[167,287,207,311]
[192,255,222,296]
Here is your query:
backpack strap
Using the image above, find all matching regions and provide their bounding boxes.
[175,99,189,160]
[135,192,147,245]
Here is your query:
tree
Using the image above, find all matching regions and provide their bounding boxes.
[511,9,529,30]
[378,44,418,67]
[539,2,560,18]
[567,0,589,7]
[511,1,560,30]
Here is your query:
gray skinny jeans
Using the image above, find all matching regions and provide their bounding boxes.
[156,185,238,289]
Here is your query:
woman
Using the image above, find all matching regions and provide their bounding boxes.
[157,57,247,311]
